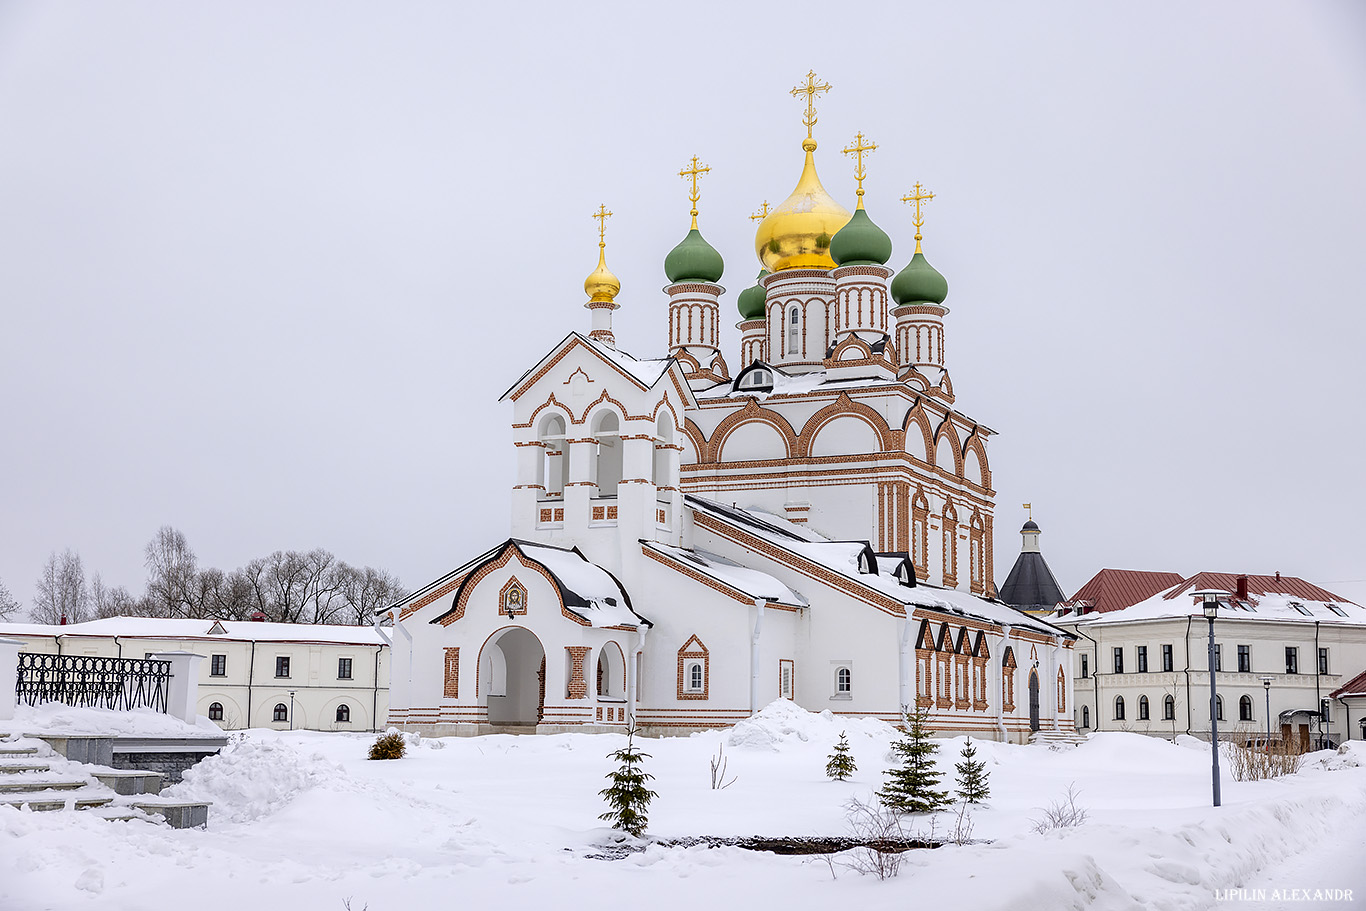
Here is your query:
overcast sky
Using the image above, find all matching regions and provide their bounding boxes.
[1,2,1363,612]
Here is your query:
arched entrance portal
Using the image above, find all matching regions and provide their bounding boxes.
[480,627,546,727]
[1028,669,1041,732]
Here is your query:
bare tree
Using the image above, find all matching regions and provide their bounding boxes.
[143,526,201,617]
[337,565,407,626]
[32,549,91,624]
[0,578,21,621]
[91,573,136,619]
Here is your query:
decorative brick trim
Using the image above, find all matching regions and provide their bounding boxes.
[404,573,471,617]
[443,648,459,699]
[566,646,591,699]
[705,398,800,463]
[677,635,709,700]
[794,392,896,458]
[435,545,588,628]
[498,576,528,615]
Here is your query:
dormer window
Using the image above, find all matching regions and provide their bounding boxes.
[1327,604,1347,617]
[1289,601,1312,616]
[739,368,773,390]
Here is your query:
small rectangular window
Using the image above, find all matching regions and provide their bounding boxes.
[1213,644,1222,673]
[1080,654,1089,679]
[1285,647,1298,675]
[338,657,353,680]
[1238,645,1251,674]
[1136,646,1148,673]
[1161,644,1173,673]
[1318,648,1328,676]
[1113,647,1124,674]
[779,659,794,700]
[210,654,227,677]
[275,656,291,678]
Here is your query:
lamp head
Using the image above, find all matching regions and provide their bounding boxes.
[1191,589,1230,619]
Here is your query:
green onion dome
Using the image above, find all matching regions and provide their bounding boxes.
[830,207,893,267]
[890,252,949,306]
[664,228,725,284]
[736,269,769,320]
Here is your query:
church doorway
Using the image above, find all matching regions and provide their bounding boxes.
[1028,668,1041,732]
[480,627,546,727]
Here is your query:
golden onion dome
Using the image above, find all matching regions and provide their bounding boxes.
[583,242,621,304]
[754,139,852,272]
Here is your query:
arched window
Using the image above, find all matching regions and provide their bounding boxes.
[335,704,351,723]
[539,414,568,497]
[1081,705,1090,729]
[1163,694,1175,720]
[1114,696,1125,721]
[689,662,703,691]
[1138,695,1150,720]
[836,666,852,694]
[1239,695,1253,722]
[208,702,224,721]
[653,412,675,489]
[1215,695,1224,721]
[738,368,773,390]
[787,306,800,354]
[591,411,622,494]
[273,703,288,722]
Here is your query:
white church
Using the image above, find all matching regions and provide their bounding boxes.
[384,75,1076,742]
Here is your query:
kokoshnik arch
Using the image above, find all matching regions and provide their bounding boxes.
[384,72,1076,741]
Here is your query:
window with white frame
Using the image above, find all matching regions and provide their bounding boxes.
[787,306,800,354]
[779,660,795,700]
[686,661,704,693]
[835,666,852,695]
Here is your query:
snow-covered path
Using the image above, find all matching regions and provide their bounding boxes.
[3,703,1365,911]
[1237,800,1366,909]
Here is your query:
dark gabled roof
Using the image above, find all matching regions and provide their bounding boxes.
[1163,572,1351,604]
[1330,668,1366,699]
[998,551,1065,610]
[1066,568,1186,613]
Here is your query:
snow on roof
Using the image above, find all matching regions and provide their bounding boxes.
[1074,588,1366,627]
[578,334,674,389]
[1064,568,1186,613]
[693,364,909,401]
[0,616,388,645]
[512,542,647,628]
[686,496,1068,637]
[643,542,807,606]
[1330,668,1366,699]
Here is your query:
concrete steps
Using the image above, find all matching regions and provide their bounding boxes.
[1028,729,1089,748]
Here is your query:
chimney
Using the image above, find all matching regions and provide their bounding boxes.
[250,611,266,622]
[1236,575,1249,601]
[60,614,67,626]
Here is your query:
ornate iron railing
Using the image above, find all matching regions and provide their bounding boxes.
[15,653,172,713]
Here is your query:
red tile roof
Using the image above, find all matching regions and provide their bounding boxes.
[1065,569,1185,613]
[1330,668,1366,699]
[1162,572,1349,603]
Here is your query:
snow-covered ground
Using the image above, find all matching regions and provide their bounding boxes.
[2,701,1364,911]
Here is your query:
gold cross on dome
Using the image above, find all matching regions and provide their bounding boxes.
[749,200,772,222]
[591,204,612,245]
[790,70,832,141]
[901,181,936,252]
[841,132,878,205]
[678,155,711,229]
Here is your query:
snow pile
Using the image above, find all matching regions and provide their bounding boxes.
[1301,740,1366,771]
[0,702,220,738]
[164,738,346,823]
[726,700,891,751]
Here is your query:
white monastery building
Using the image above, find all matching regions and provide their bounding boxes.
[1053,572,1366,749]
[0,617,389,732]
[386,75,1076,742]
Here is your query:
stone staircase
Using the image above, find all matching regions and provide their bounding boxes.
[0,738,209,827]
[1028,728,1089,748]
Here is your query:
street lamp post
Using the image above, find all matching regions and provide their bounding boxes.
[289,690,296,732]
[1193,590,1229,808]
[1262,677,1273,750]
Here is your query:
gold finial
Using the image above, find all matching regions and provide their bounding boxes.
[901,181,936,254]
[592,203,612,246]
[790,69,832,147]
[1023,502,1033,520]
[584,203,620,305]
[678,155,711,230]
[841,132,877,209]
[749,200,772,223]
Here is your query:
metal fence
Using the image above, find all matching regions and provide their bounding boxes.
[15,652,172,713]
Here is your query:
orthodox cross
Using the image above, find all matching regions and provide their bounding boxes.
[841,132,877,206]
[749,200,771,222]
[901,181,936,252]
[790,70,832,141]
[592,204,612,246]
[678,155,711,229]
